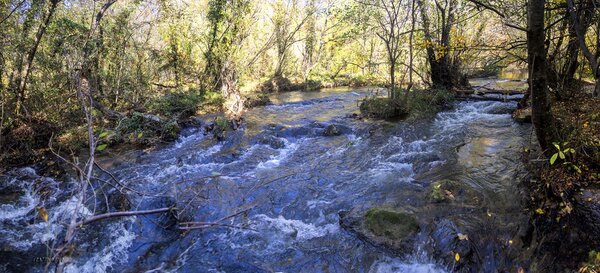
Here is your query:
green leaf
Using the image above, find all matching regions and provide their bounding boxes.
[559,151,565,159]
[99,131,109,138]
[553,143,560,150]
[96,144,107,151]
[137,132,143,138]
[550,153,558,165]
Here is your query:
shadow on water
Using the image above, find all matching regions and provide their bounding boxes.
[0,82,532,273]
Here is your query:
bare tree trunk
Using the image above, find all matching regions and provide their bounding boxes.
[404,0,416,106]
[568,0,599,97]
[14,0,60,116]
[562,10,580,88]
[528,0,557,155]
[390,61,395,100]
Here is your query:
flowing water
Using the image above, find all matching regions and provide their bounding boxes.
[1,81,532,273]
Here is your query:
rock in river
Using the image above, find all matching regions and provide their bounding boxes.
[323,124,341,136]
[340,208,419,253]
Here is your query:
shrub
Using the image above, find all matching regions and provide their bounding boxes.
[408,88,454,116]
[146,91,202,118]
[359,96,408,119]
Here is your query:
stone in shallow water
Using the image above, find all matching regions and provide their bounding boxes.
[339,208,419,254]
[323,124,341,137]
[427,179,480,204]
[365,208,420,240]
[428,219,475,269]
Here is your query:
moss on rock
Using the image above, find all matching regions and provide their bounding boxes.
[427,179,479,204]
[364,208,419,240]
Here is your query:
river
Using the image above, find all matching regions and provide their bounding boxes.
[0,81,532,273]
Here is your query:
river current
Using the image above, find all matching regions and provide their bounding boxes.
[0,82,531,273]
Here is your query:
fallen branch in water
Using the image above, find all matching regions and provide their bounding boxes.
[178,207,254,231]
[76,207,173,226]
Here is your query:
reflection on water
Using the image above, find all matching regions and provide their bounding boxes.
[469,69,529,91]
[498,69,528,80]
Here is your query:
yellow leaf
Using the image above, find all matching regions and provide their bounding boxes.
[508,240,513,245]
[535,208,544,215]
[455,252,460,262]
[37,207,49,222]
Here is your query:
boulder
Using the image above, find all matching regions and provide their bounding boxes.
[254,134,286,149]
[323,124,341,137]
[340,208,419,253]
[429,219,476,269]
[364,208,419,240]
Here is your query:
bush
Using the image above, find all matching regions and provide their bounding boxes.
[359,96,408,119]
[244,92,271,108]
[408,88,454,116]
[146,91,202,118]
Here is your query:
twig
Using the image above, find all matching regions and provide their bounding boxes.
[178,206,254,231]
[76,207,172,226]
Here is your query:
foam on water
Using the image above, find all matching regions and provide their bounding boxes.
[369,257,448,273]
[256,139,299,169]
[64,219,135,273]
[173,129,205,149]
[253,214,339,241]
[0,183,38,220]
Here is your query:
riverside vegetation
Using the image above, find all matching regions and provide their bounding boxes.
[1,0,600,272]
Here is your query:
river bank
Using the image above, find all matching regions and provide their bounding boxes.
[3,78,600,272]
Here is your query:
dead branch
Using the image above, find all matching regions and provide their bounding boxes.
[178,206,254,231]
[76,207,172,226]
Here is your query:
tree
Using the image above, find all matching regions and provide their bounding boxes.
[271,0,314,78]
[527,0,557,155]
[12,0,61,116]
[358,0,411,100]
[417,0,464,90]
[568,0,600,97]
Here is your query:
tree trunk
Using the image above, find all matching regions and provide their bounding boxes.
[14,0,60,116]
[562,11,580,88]
[418,0,454,90]
[528,0,557,155]
[568,0,599,97]
[404,0,416,106]
[389,61,395,100]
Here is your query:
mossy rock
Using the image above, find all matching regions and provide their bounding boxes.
[428,179,479,204]
[364,208,419,240]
